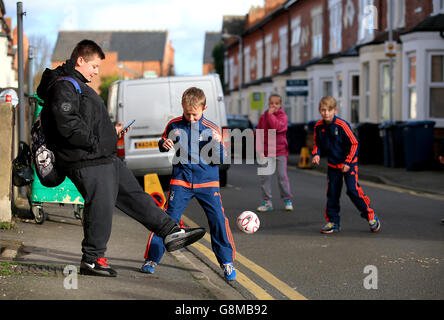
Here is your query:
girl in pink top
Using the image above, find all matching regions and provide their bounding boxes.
[256,94,293,212]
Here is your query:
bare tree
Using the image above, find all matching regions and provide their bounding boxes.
[28,34,53,89]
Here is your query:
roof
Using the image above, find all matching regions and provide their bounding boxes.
[203,32,221,63]
[52,30,168,62]
[222,15,246,36]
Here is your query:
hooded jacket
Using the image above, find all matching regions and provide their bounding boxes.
[36,60,117,170]
[256,108,289,157]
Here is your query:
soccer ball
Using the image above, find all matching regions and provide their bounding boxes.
[237,211,260,234]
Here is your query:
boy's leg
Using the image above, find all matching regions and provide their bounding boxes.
[195,187,235,265]
[343,165,375,221]
[276,156,292,201]
[144,185,193,264]
[325,167,343,225]
[113,158,177,238]
[259,157,274,201]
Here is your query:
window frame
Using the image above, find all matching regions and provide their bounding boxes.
[427,51,444,119]
[329,0,342,54]
[311,6,323,58]
[407,53,417,119]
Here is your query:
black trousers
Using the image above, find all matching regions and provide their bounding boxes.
[66,156,176,261]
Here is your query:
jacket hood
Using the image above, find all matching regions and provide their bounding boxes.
[36,59,86,103]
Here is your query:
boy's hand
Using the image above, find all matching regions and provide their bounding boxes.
[211,130,222,143]
[342,164,350,173]
[116,122,134,138]
[162,138,174,150]
[116,122,124,138]
[312,155,320,165]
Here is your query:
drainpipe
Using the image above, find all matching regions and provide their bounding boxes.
[388,0,394,122]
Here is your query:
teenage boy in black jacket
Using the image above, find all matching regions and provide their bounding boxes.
[37,39,205,277]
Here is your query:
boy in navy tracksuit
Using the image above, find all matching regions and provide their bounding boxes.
[312,96,380,234]
[141,87,237,281]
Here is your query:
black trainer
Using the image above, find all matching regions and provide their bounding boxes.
[80,257,117,277]
[164,226,206,252]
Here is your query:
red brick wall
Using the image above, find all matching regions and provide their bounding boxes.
[406,0,433,29]
[262,10,289,75]
[243,28,263,81]
[289,0,325,65]
[378,0,433,31]
[203,62,215,75]
[227,44,241,88]
[341,0,359,52]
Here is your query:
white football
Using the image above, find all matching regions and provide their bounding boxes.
[237,211,260,234]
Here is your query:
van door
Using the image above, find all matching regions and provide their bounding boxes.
[168,76,221,128]
[122,78,172,162]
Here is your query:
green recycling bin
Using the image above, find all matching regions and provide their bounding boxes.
[30,97,84,224]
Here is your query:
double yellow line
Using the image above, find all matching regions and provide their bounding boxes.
[181,215,307,300]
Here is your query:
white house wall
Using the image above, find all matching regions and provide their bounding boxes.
[359,43,403,123]
[401,31,444,128]
[0,36,17,89]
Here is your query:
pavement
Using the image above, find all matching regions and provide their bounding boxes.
[1,153,444,302]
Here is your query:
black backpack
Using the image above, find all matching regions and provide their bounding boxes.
[12,141,34,187]
[31,76,82,188]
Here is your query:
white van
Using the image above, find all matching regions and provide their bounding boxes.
[107,74,230,186]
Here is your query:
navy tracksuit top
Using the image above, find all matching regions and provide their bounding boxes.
[312,115,359,167]
[159,115,226,188]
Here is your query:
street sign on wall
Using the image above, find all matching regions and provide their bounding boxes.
[286,79,308,96]
[250,92,264,110]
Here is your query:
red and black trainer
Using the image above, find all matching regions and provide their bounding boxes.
[80,257,117,277]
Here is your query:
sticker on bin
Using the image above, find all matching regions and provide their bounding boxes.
[135,141,158,149]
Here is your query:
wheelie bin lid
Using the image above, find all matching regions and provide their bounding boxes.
[379,121,406,129]
[399,120,436,128]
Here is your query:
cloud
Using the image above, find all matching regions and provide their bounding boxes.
[4,0,264,75]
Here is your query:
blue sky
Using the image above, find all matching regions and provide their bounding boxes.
[4,0,263,75]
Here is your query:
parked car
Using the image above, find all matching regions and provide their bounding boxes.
[226,115,255,160]
[107,74,230,186]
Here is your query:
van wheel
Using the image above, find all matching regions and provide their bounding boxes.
[219,169,227,187]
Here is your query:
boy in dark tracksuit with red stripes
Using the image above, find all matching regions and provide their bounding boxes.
[312,96,380,234]
[141,87,237,281]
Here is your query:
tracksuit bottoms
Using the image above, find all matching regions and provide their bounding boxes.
[66,156,177,261]
[144,184,235,265]
[326,163,375,225]
[259,155,292,202]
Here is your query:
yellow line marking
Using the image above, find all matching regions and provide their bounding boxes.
[191,241,274,300]
[182,215,307,300]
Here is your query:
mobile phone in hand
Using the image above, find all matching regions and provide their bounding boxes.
[123,120,135,132]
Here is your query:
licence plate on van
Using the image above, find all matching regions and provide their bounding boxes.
[135,141,158,149]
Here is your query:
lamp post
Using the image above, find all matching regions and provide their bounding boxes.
[222,33,243,116]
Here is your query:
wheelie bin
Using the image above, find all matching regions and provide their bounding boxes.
[356,123,383,165]
[379,121,406,168]
[30,96,84,224]
[287,123,306,154]
[401,121,435,171]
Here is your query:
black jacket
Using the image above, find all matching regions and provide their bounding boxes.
[37,60,118,170]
